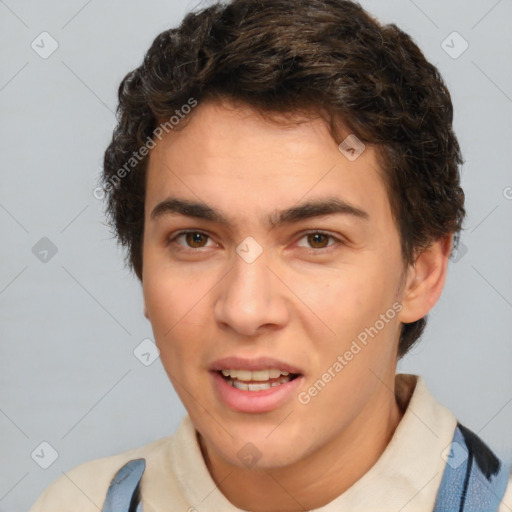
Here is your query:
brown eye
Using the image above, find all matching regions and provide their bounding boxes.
[184,232,209,248]
[170,231,213,250]
[296,231,343,252]
[307,233,330,249]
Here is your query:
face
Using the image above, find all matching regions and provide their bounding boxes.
[142,99,408,469]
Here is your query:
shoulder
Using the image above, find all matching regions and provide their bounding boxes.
[29,436,172,512]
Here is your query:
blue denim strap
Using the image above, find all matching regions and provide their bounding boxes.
[433,422,510,512]
[102,458,146,512]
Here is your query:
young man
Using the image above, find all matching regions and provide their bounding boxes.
[31,0,511,510]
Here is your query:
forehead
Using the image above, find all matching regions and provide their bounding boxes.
[145,100,391,227]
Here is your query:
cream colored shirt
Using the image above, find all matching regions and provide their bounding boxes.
[30,373,512,511]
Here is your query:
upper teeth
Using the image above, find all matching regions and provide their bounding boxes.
[221,369,290,381]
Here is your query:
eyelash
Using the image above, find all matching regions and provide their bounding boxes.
[167,230,344,253]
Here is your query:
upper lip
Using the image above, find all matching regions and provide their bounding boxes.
[209,356,304,375]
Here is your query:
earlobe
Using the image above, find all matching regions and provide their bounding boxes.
[143,302,150,320]
[398,234,453,324]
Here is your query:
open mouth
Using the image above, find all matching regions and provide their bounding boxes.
[217,369,301,391]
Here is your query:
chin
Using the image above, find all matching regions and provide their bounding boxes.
[220,430,307,470]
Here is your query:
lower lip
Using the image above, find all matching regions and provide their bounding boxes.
[210,371,304,413]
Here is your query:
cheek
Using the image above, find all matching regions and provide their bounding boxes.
[295,265,383,327]
[292,254,401,353]
[143,254,211,325]
[143,273,192,357]
[142,263,219,366]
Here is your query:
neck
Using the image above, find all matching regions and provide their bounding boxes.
[198,374,406,512]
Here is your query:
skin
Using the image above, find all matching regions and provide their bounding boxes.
[142,98,452,512]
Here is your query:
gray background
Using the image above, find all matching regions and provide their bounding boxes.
[1,0,511,510]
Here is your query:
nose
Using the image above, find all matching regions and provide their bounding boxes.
[214,248,290,337]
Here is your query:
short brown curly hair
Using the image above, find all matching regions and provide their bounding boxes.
[101,0,466,358]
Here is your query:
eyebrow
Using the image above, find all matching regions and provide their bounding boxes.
[150,196,370,228]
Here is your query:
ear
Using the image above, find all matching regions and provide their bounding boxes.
[398,234,453,323]
[143,300,150,320]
